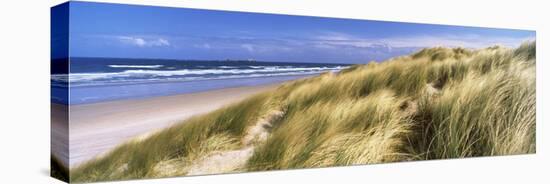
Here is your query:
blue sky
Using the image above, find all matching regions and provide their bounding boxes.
[61,1,535,64]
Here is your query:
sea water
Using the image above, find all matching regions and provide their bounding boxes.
[51,58,348,104]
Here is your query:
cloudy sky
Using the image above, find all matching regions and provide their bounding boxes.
[60,1,535,64]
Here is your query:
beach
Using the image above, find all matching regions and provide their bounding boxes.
[51,103,69,168]
[52,83,280,168]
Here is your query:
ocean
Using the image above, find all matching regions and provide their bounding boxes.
[51,58,349,104]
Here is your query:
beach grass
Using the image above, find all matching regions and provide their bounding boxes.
[51,155,69,182]
[70,42,535,183]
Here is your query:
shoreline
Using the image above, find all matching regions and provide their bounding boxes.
[52,82,282,168]
[67,74,317,105]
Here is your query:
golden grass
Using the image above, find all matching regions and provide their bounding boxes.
[51,155,69,182]
[70,42,535,183]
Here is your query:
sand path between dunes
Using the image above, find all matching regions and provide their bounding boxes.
[52,83,280,168]
[186,110,284,175]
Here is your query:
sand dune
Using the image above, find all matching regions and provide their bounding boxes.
[69,43,536,182]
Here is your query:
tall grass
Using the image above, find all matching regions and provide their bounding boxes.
[247,90,411,170]
[51,155,69,182]
[71,42,535,182]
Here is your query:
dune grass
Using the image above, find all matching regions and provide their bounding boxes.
[51,155,69,182]
[70,93,272,181]
[70,42,535,183]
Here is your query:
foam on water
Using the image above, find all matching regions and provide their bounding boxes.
[51,58,350,104]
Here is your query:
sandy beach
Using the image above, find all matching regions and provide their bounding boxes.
[51,103,69,168]
[52,83,280,168]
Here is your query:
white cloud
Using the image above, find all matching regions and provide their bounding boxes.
[312,32,534,49]
[156,38,170,46]
[241,44,255,52]
[117,36,170,47]
[381,34,534,48]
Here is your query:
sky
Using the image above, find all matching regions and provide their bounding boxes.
[57,1,535,64]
